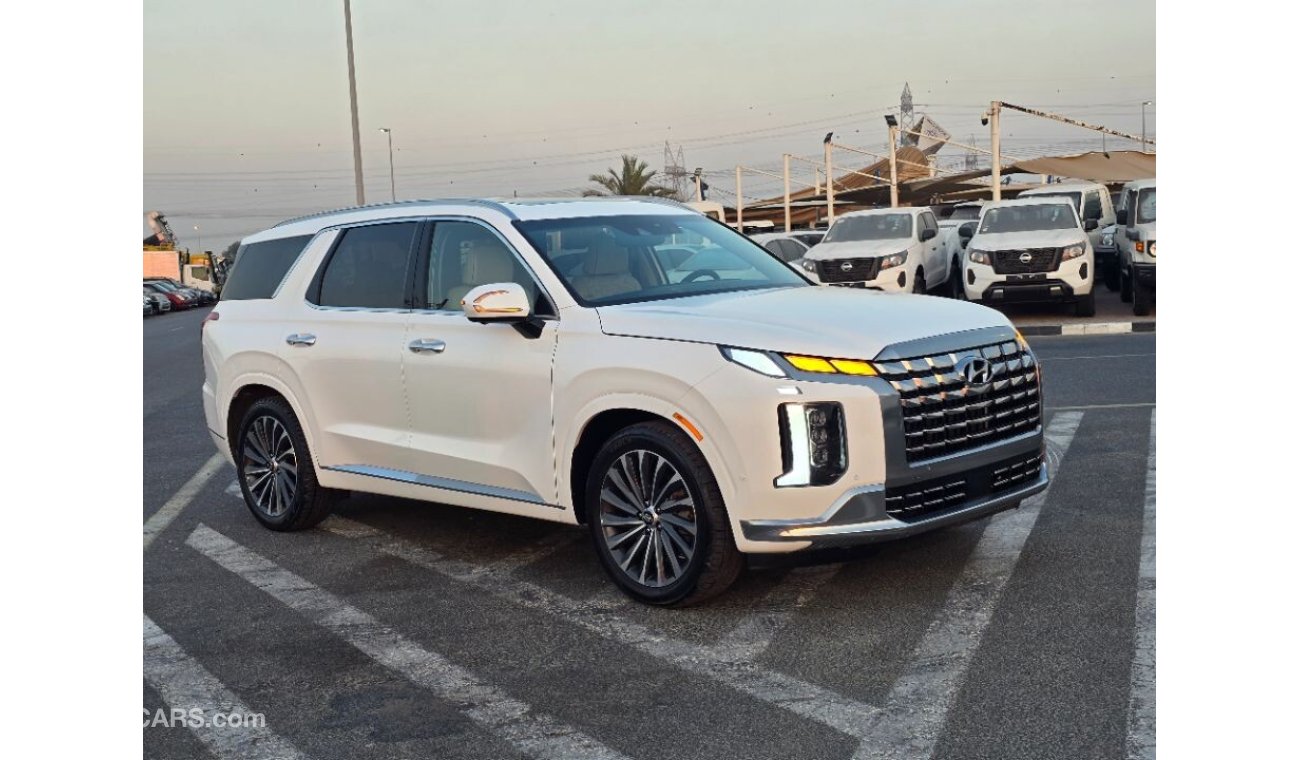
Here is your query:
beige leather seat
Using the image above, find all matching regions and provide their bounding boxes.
[570,235,641,301]
[446,239,516,306]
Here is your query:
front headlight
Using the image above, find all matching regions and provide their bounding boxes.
[968,248,991,265]
[799,258,817,272]
[1061,244,1085,260]
[879,251,908,270]
[1149,241,1156,256]
[1101,232,1114,246]
[721,347,787,377]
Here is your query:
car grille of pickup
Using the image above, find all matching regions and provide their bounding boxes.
[884,452,1043,522]
[817,257,880,283]
[875,339,1041,463]
[992,247,1061,274]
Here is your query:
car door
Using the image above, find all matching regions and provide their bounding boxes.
[403,219,560,506]
[1081,189,1105,248]
[280,221,419,473]
[919,211,943,285]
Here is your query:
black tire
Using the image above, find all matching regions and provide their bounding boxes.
[912,268,926,294]
[1103,261,1120,292]
[948,259,965,299]
[584,421,743,606]
[235,396,338,531]
[1120,267,1133,303]
[1074,289,1096,317]
[1133,280,1152,316]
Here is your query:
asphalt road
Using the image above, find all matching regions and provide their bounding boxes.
[143,304,1156,760]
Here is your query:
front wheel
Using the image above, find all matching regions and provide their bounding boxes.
[1133,280,1153,316]
[585,421,743,606]
[949,260,965,299]
[1074,289,1096,317]
[912,268,926,294]
[235,396,339,531]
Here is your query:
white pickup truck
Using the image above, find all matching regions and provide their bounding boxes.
[799,207,950,293]
[1115,178,1156,316]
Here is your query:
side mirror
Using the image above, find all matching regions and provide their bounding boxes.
[920,228,937,242]
[1083,219,1099,231]
[1115,209,1129,225]
[461,282,532,324]
[958,222,976,240]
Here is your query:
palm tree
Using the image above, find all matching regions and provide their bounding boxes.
[584,154,676,197]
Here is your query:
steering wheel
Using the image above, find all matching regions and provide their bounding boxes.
[681,269,721,283]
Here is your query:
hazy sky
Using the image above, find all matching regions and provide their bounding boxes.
[144,0,1155,253]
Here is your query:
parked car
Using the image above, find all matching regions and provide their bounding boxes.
[790,230,825,248]
[1018,182,1116,289]
[1095,223,1121,291]
[935,202,984,296]
[962,197,1098,316]
[146,277,216,305]
[798,207,949,293]
[144,295,154,316]
[143,281,193,310]
[203,198,1048,606]
[1115,178,1156,316]
[749,232,813,263]
[144,287,172,315]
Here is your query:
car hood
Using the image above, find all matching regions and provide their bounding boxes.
[595,286,1012,359]
[804,239,912,260]
[970,228,1086,250]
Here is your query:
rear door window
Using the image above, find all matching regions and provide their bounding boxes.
[312,223,419,309]
[218,235,312,300]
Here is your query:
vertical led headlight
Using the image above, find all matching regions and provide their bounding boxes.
[775,402,847,487]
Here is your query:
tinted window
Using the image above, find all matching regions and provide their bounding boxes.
[221,235,312,300]
[824,213,913,242]
[919,212,937,234]
[423,221,542,312]
[1136,187,1156,223]
[778,239,807,261]
[946,206,981,221]
[315,223,417,309]
[762,240,785,257]
[1082,191,1103,220]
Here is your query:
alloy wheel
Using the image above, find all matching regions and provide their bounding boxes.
[598,450,697,589]
[241,415,298,518]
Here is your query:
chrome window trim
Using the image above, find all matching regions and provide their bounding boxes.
[408,215,558,318]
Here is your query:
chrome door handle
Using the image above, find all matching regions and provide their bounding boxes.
[409,338,446,354]
[285,333,316,347]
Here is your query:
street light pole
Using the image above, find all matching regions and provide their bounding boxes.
[782,153,792,233]
[1141,101,1152,152]
[693,167,703,202]
[379,128,395,201]
[884,115,899,208]
[193,225,201,252]
[343,0,365,206]
[735,166,743,231]
[988,101,1002,202]
[823,132,835,224]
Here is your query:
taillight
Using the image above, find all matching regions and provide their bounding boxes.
[202,310,220,333]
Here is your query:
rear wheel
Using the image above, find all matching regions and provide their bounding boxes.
[585,421,743,606]
[235,396,338,531]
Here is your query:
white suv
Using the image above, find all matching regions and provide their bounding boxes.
[1115,178,1156,316]
[962,197,1098,317]
[203,198,1047,605]
[798,207,949,293]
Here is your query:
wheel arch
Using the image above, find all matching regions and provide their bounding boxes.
[224,375,318,465]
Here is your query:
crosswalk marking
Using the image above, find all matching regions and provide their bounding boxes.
[185,524,629,760]
[321,515,883,738]
[853,411,1084,760]
[143,453,226,550]
[144,614,308,760]
[1126,409,1157,760]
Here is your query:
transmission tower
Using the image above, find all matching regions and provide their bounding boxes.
[662,140,690,200]
[964,133,979,170]
[897,82,917,148]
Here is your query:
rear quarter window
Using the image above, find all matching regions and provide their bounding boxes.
[220,235,313,300]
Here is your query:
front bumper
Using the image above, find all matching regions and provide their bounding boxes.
[965,257,1092,302]
[813,264,910,292]
[1133,262,1156,287]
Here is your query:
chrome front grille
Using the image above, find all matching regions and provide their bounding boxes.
[876,339,1041,463]
[992,247,1060,274]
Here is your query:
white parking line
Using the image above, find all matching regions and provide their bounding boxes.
[716,563,844,661]
[320,516,882,738]
[144,614,309,760]
[853,411,1084,760]
[185,524,628,760]
[1046,402,1154,411]
[1060,322,1134,335]
[144,453,226,550]
[1126,409,1156,760]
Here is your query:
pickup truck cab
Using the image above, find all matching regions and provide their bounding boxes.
[963,197,1098,316]
[800,207,947,293]
[203,198,1046,606]
[1115,178,1156,316]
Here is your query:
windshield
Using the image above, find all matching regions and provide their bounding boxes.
[823,213,913,242]
[1136,187,1156,223]
[945,206,981,222]
[1025,191,1082,213]
[514,213,807,306]
[979,203,1079,233]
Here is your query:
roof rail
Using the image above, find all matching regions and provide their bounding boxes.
[272,198,519,228]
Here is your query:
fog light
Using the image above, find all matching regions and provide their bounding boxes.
[775,402,847,487]
[897,271,906,288]
[967,268,975,285]
[1080,262,1089,280]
